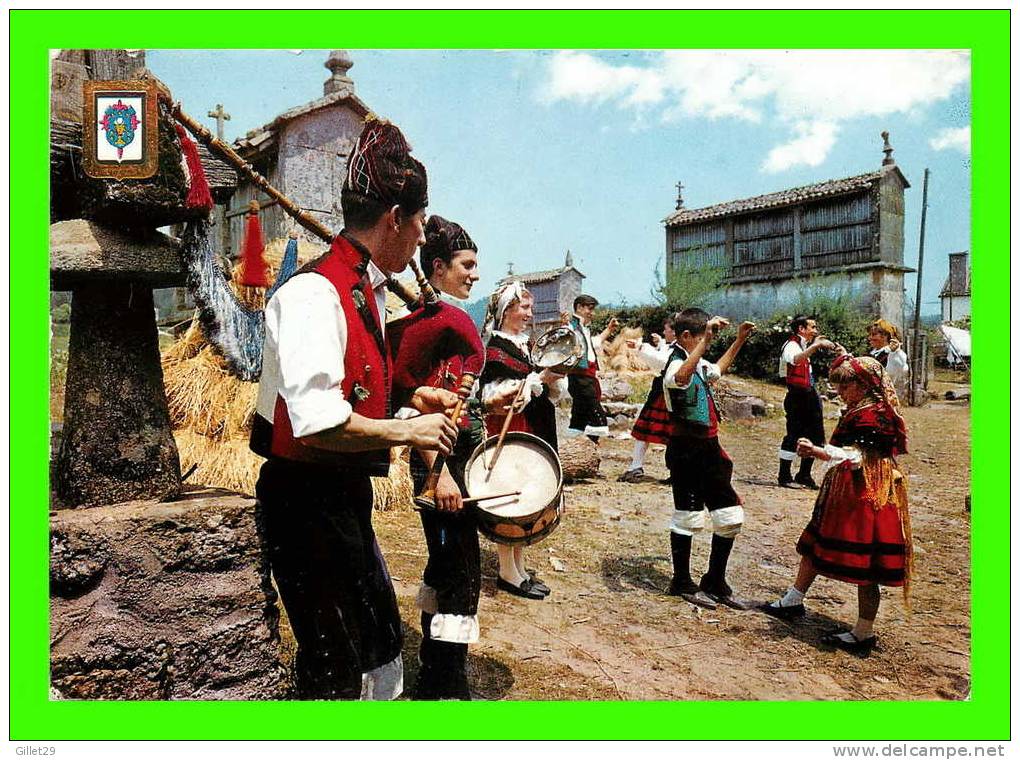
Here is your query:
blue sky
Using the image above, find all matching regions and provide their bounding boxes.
[148,49,971,316]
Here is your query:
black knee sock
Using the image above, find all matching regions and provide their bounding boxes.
[419,612,435,662]
[669,532,694,588]
[702,534,735,591]
[779,458,793,481]
[796,457,814,480]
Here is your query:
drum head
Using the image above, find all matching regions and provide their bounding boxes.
[464,432,562,519]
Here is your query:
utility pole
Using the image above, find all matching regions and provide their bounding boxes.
[909,168,930,406]
[207,103,231,141]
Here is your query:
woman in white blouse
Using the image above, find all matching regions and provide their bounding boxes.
[478,280,566,599]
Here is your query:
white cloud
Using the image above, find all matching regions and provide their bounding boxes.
[542,50,663,107]
[762,121,839,173]
[929,125,971,154]
[543,49,970,171]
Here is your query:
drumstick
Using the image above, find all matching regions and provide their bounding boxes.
[462,490,521,505]
[486,380,528,475]
[413,490,521,512]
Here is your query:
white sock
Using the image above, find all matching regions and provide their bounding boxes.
[629,440,649,471]
[779,587,805,607]
[851,618,875,640]
[512,546,529,579]
[497,545,526,586]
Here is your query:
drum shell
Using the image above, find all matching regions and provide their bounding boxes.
[464,432,563,547]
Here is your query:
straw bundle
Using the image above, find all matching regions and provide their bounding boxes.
[162,235,419,502]
[601,327,654,375]
[371,446,415,512]
[174,429,263,495]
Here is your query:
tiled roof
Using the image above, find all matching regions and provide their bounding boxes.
[195,141,237,191]
[663,166,909,226]
[498,266,584,286]
[233,88,371,157]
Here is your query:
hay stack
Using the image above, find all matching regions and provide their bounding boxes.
[162,235,417,510]
[601,326,655,375]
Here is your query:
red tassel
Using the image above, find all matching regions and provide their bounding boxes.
[238,200,271,289]
[174,123,214,212]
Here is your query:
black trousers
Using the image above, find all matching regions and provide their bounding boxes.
[568,373,607,433]
[665,436,741,514]
[256,459,403,699]
[410,449,481,619]
[780,386,826,455]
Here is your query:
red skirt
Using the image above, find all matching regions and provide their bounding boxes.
[631,385,672,445]
[796,463,909,587]
[485,415,533,438]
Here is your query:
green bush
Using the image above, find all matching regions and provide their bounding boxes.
[594,270,877,382]
[707,297,871,380]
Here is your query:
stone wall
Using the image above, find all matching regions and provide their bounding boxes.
[51,489,292,700]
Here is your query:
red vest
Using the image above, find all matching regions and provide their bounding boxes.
[784,336,813,389]
[252,234,391,475]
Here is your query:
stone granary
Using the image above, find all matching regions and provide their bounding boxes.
[663,133,914,327]
[49,49,289,699]
[216,49,370,263]
[498,250,586,335]
[939,251,971,322]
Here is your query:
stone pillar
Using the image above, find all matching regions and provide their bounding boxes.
[56,283,180,507]
[51,219,186,508]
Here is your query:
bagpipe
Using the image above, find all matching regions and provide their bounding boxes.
[163,92,489,509]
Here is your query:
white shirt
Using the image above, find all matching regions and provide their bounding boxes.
[639,340,674,373]
[871,346,910,394]
[255,260,389,438]
[662,346,721,412]
[572,314,602,363]
[778,335,809,378]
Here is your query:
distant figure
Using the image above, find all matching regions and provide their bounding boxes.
[777,315,835,490]
[618,315,677,483]
[867,318,909,402]
[566,294,617,443]
[761,354,912,657]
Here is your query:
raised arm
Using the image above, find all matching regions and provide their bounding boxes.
[716,321,756,375]
[668,316,729,387]
[791,336,834,364]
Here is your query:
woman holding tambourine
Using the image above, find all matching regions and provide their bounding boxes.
[478,280,567,599]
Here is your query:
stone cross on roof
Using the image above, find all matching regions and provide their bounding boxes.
[207,103,231,140]
[881,131,896,166]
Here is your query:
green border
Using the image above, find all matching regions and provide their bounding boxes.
[12,9,1009,741]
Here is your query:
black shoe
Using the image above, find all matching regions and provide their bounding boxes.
[778,478,803,490]
[794,474,819,490]
[497,576,545,600]
[667,579,718,609]
[528,575,551,596]
[758,600,807,621]
[700,577,755,610]
[618,468,645,483]
[820,631,878,657]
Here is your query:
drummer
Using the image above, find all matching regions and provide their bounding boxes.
[479,280,566,599]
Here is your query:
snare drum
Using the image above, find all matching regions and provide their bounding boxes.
[464,432,563,546]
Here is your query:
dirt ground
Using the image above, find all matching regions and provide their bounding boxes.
[377,375,971,701]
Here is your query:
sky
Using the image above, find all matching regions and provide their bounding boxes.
[147,48,971,317]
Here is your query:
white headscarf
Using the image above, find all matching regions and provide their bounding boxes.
[483,279,529,339]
